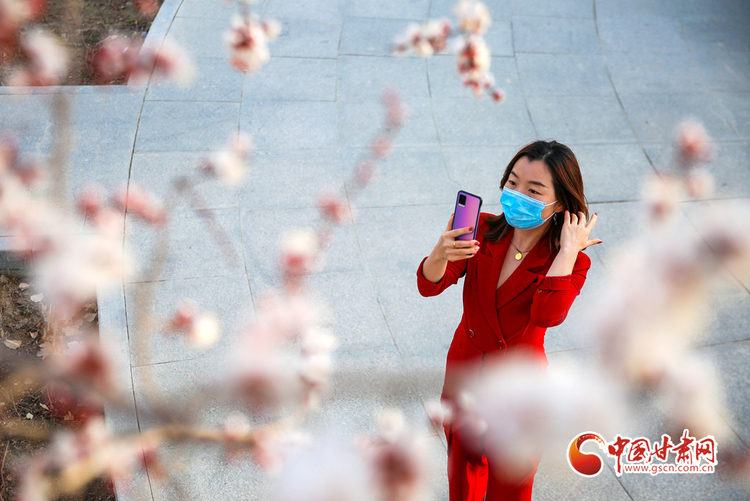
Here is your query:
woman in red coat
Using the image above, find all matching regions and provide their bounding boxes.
[416,140,601,501]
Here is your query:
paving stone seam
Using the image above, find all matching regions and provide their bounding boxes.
[508,19,541,139]
[593,7,663,187]
[678,13,746,142]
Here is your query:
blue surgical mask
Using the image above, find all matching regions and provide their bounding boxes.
[501,187,557,230]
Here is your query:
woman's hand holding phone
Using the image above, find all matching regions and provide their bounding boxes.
[421,214,480,284]
[434,213,480,262]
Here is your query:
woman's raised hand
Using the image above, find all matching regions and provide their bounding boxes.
[433,213,481,262]
[560,210,602,253]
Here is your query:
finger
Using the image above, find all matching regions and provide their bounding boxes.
[446,213,455,232]
[564,210,570,225]
[454,239,481,252]
[586,212,598,229]
[584,238,603,249]
[449,248,478,260]
[578,211,586,225]
[569,212,578,225]
[451,239,479,249]
[447,226,475,238]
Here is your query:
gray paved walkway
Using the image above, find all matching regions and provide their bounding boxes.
[1,0,750,499]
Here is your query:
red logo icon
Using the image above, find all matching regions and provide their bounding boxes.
[567,432,607,477]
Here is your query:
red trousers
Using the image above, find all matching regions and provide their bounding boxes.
[445,420,538,501]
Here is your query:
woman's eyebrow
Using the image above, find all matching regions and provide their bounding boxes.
[509,170,547,189]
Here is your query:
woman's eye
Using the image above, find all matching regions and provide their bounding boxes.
[530,190,539,195]
[508,180,516,186]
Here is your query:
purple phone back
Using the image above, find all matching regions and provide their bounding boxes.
[453,191,482,241]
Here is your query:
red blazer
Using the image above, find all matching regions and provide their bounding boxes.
[416,212,591,401]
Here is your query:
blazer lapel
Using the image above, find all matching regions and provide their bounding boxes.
[495,231,553,310]
[475,230,512,338]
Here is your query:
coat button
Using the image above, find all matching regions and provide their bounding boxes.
[497,339,505,348]
[468,329,475,338]
[537,289,543,293]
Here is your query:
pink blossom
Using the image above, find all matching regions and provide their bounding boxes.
[32,229,133,321]
[76,184,106,220]
[0,133,43,186]
[54,337,119,397]
[697,201,750,275]
[166,299,220,349]
[683,167,714,198]
[137,434,165,480]
[90,207,124,236]
[200,132,252,188]
[455,35,490,83]
[131,37,195,86]
[261,18,282,40]
[18,417,152,498]
[365,409,431,501]
[0,0,46,56]
[189,313,220,349]
[392,22,423,56]
[90,35,195,86]
[0,134,15,172]
[112,183,167,226]
[392,18,452,57]
[371,135,393,159]
[134,0,159,16]
[318,190,351,224]
[356,159,379,184]
[298,325,337,408]
[89,34,137,84]
[643,175,681,223]
[279,228,321,277]
[231,292,335,412]
[675,118,714,166]
[382,88,407,129]
[0,195,63,260]
[425,399,453,431]
[224,13,280,74]
[5,29,68,86]
[233,356,303,411]
[453,0,492,36]
[0,188,131,318]
[491,88,506,103]
[167,298,198,333]
[465,352,620,481]
[273,440,376,501]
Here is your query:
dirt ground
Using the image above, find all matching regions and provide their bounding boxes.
[0,273,113,501]
[2,0,164,85]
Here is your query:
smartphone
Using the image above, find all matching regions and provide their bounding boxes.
[452,190,482,241]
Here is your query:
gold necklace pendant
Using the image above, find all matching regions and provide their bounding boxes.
[514,252,523,260]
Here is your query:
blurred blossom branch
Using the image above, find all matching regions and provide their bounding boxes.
[0,5,412,489]
[392,0,505,102]
[224,0,281,74]
[588,119,750,442]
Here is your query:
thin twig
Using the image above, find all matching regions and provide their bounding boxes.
[130,177,182,420]
[0,440,9,493]
[47,93,72,214]
[178,175,241,269]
